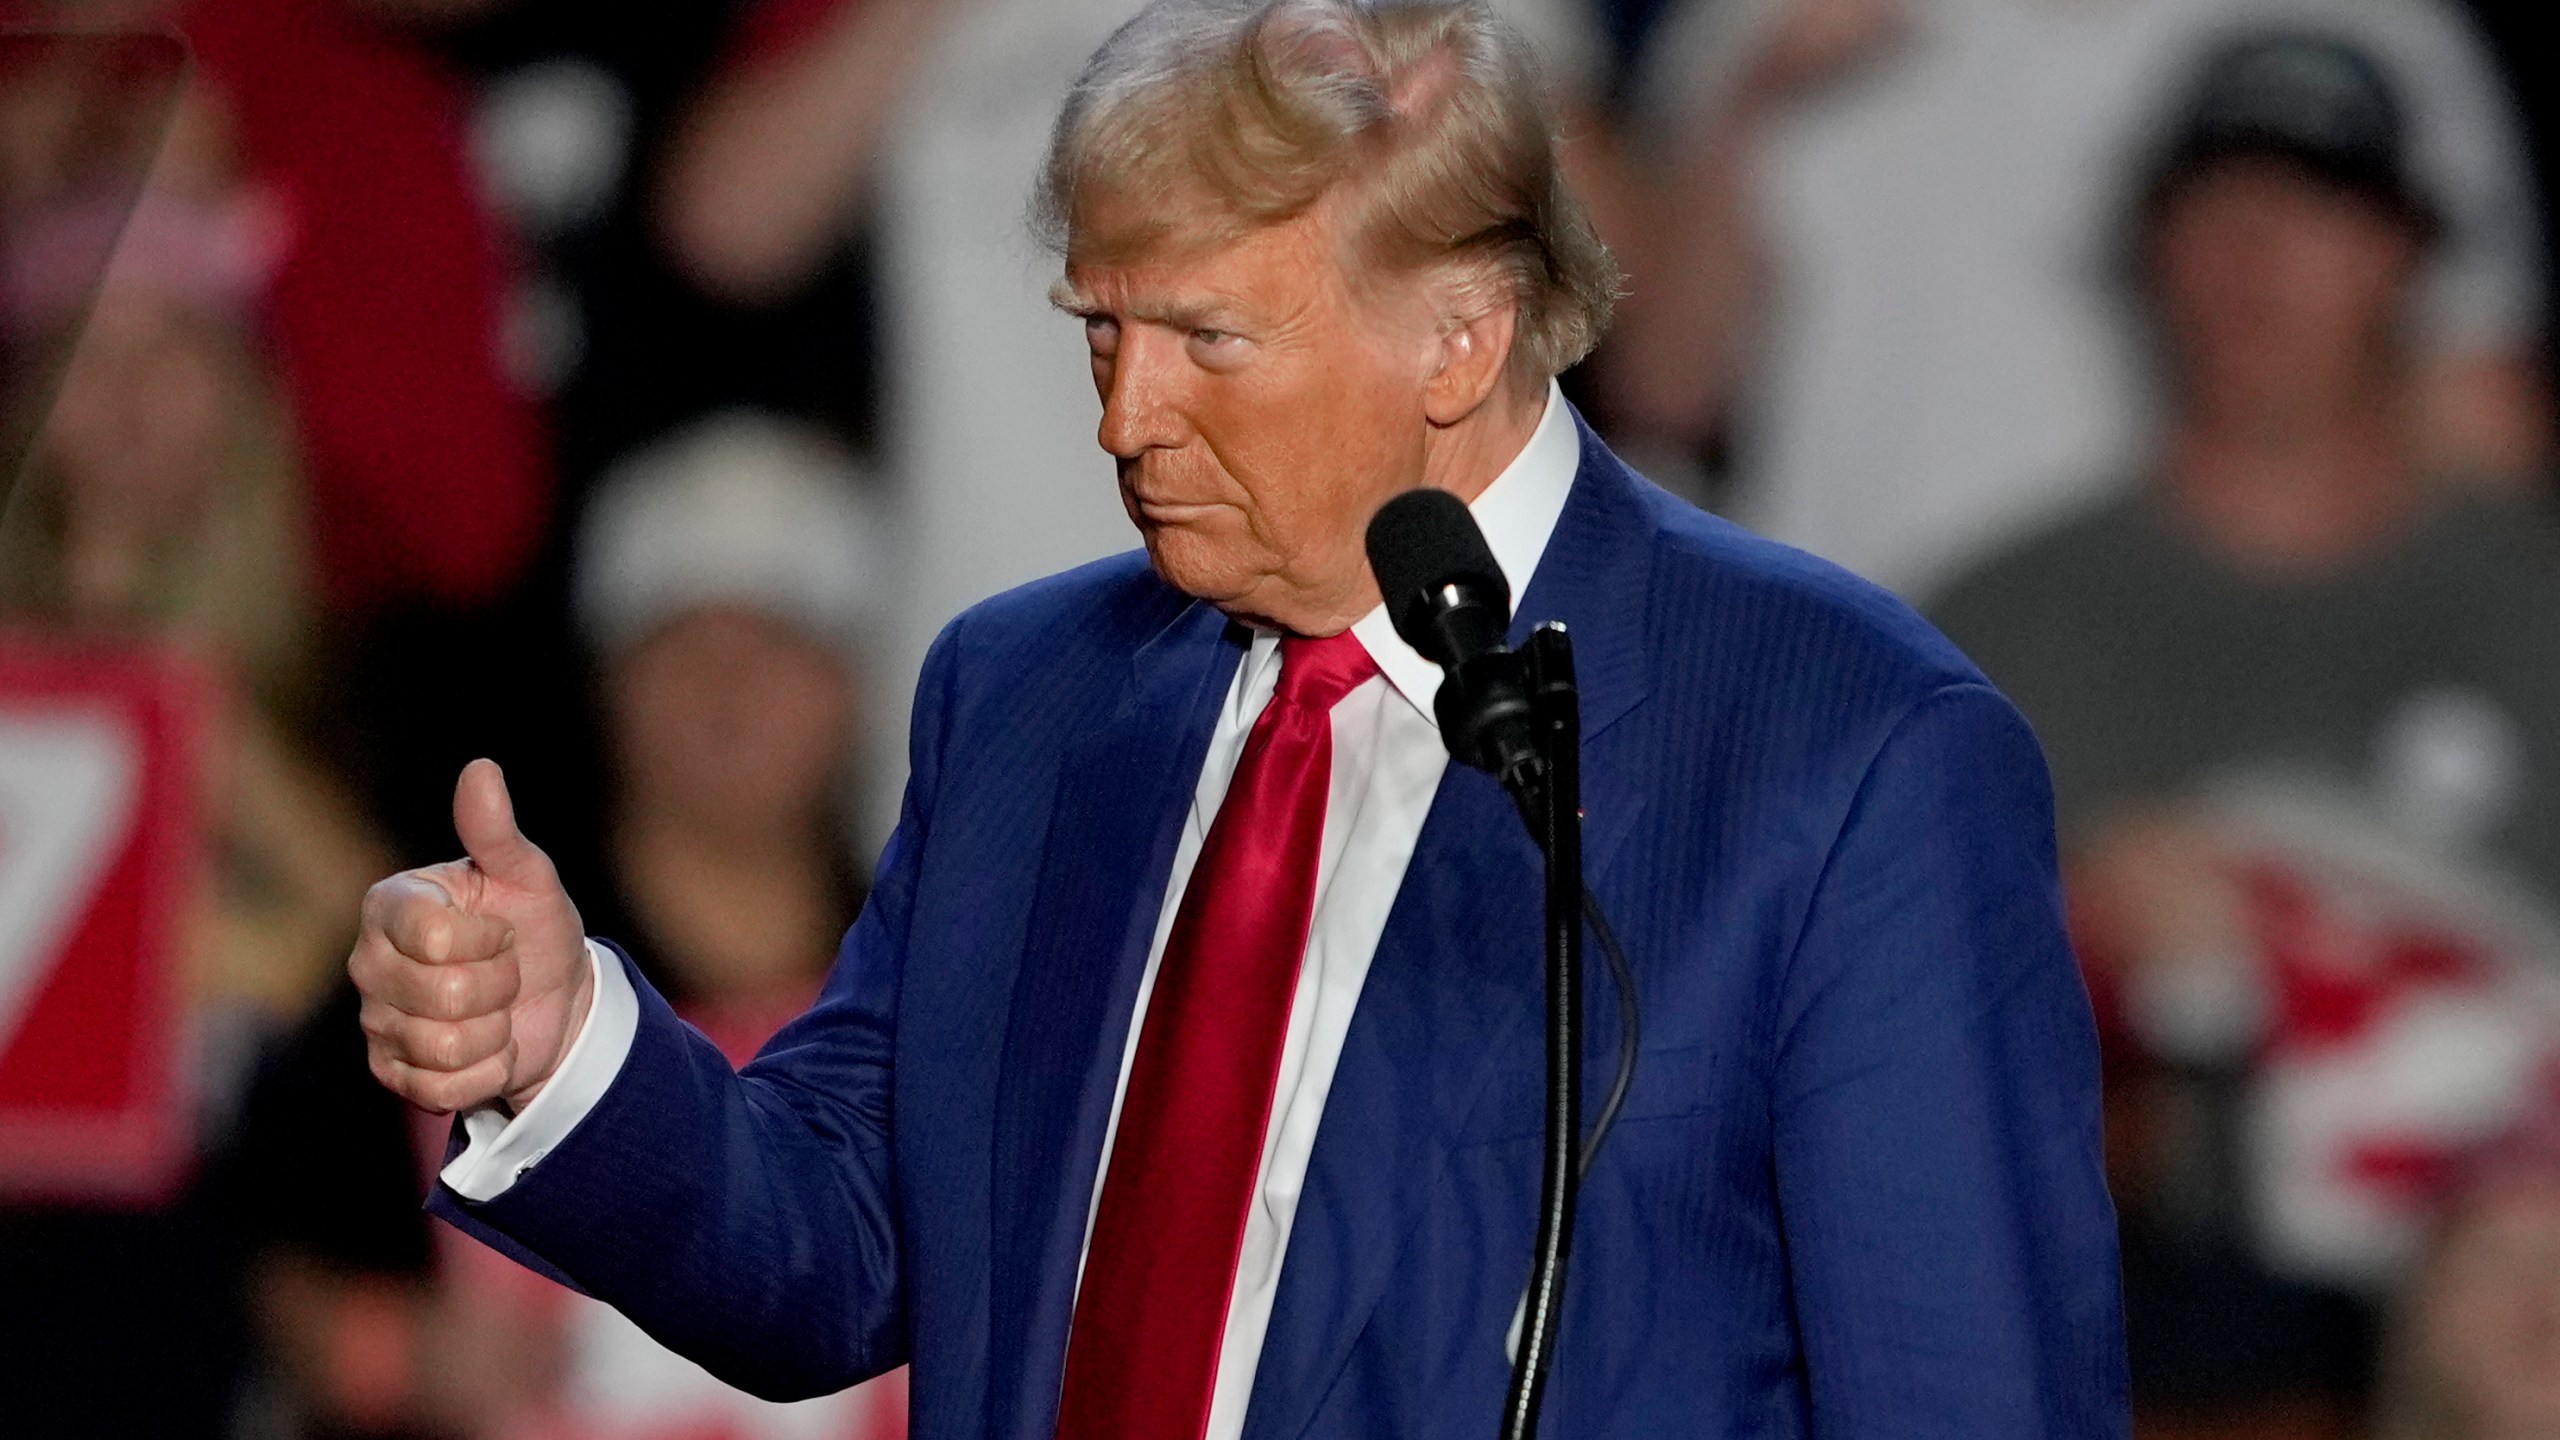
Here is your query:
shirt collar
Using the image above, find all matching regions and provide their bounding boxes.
[1352,377,1580,720]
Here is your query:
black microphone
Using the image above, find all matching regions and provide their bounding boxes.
[1365,489,1541,795]
[1368,487,1507,664]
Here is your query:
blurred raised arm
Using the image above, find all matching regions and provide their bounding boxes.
[654,0,950,304]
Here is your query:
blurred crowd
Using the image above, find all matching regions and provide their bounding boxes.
[0,0,2556,1438]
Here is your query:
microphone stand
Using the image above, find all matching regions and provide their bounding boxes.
[1497,622,1581,1440]
[1367,489,1625,1438]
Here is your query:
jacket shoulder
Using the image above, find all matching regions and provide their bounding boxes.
[1630,475,1989,714]
[929,548,1187,680]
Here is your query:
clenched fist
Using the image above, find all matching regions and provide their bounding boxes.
[349,759,592,1114]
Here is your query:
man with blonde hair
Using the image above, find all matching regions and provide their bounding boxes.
[344,2,2126,1434]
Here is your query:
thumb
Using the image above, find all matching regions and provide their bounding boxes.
[453,758,545,885]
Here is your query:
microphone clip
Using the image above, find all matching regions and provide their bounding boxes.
[1438,621,1577,840]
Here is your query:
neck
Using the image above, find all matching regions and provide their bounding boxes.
[1425,377,1549,505]
[624,798,815,864]
[1248,379,1551,636]
[2472,1415,2560,1440]
[2162,394,2425,579]
[58,495,166,618]
[614,803,838,1006]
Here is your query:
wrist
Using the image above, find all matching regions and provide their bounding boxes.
[503,945,597,1112]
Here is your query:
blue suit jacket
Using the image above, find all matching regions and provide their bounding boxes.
[435,417,2127,1437]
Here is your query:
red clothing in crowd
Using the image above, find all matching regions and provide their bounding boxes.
[719,0,863,72]
[180,0,548,616]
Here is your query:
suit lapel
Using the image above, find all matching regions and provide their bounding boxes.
[1242,422,1662,1440]
[985,598,1244,1440]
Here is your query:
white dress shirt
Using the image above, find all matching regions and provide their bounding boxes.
[443,380,1582,1437]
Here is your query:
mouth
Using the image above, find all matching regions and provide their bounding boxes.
[1129,495,1225,526]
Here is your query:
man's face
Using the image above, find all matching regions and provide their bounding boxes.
[610,605,855,841]
[1060,199,1439,635]
[2149,156,2422,428]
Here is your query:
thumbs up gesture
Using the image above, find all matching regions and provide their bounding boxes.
[348,760,593,1114]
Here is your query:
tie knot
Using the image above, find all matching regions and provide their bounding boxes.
[1274,630,1377,714]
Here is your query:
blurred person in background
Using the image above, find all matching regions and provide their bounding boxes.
[368,0,923,901]
[221,980,447,1440]
[172,0,574,871]
[652,0,1167,852]
[417,0,891,497]
[179,0,951,899]
[425,409,903,1440]
[172,0,904,881]
[1569,0,1901,499]
[2446,0,2560,427]
[0,87,386,1069]
[1590,0,2546,598]
[8,6,572,1434]
[567,410,877,1053]
[2379,1100,2560,1440]
[171,0,548,628]
[1931,32,2560,1439]
[0,77,396,1440]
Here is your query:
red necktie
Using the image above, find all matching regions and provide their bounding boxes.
[1054,629,1380,1440]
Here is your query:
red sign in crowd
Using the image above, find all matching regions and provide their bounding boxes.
[0,635,199,1202]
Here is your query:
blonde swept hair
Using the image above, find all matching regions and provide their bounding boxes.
[1035,0,1619,384]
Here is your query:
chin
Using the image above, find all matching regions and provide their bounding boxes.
[1139,523,1256,604]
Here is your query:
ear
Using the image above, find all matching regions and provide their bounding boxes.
[1422,296,1520,428]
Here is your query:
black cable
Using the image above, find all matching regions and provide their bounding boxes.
[1503,854,1574,1434]
[1500,891,1642,1433]
[1577,892,1639,1180]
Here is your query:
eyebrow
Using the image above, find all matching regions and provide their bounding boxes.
[1049,278,1246,332]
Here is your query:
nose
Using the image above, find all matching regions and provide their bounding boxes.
[1096,326,1189,461]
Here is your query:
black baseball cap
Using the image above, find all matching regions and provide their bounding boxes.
[2140,29,2439,239]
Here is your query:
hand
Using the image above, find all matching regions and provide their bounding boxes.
[349,760,592,1114]
[1745,0,1906,103]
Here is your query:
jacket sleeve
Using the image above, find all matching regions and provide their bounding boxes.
[426,618,968,1401]
[1771,682,2128,1437]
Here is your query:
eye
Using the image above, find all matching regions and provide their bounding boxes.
[1185,326,1248,369]
[1083,314,1120,353]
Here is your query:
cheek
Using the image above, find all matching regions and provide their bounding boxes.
[2284,234,2407,333]
[617,666,847,810]
[2156,225,2267,329]
[1295,364,1426,536]
[46,340,151,475]
[1216,351,1418,532]
[610,669,695,787]
[2164,212,2405,353]
[742,666,854,788]
[614,645,755,776]
[1136,513,1267,604]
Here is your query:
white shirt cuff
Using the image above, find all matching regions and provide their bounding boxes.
[439,938,639,1202]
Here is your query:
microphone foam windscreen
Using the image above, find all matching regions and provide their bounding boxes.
[1365,488,1510,650]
